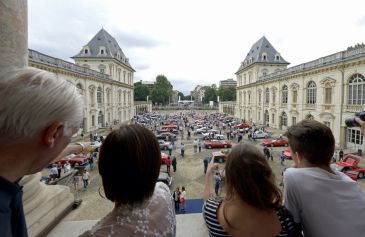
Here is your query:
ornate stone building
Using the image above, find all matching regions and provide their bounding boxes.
[29,29,135,132]
[236,36,365,149]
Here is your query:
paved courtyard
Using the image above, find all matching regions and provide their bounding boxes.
[55,110,365,222]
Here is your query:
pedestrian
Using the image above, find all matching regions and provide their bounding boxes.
[57,162,62,179]
[82,169,90,190]
[238,134,242,143]
[339,149,344,161]
[88,155,94,170]
[166,156,171,174]
[203,157,209,174]
[180,186,186,213]
[172,187,181,211]
[72,175,80,190]
[50,164,59,181]
[280,153,286,166]
[193,139,198,153]
[172,156,177,172]
[198,140,202,153]
[187,131,191,140]
[263,146,270,160]
[63,161,71,174]
[168,143,173,156]
[180,143,185,157]
[269,147,274,161]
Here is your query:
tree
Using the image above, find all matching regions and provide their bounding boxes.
[177,92,184,101]
[218,86,236,101]
[151,75,173,104]
[134,81,150,101]
[203,86,217,104]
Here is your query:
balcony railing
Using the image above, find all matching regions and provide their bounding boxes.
[304,104,316,110]
[28,49,111,80]
[280,103,288,108]
[321,104,334,112]
[257,46,365,81]
[346,104,365,112]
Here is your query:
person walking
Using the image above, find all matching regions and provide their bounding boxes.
[72,175,80,190]
[198,140,202,152]
[180,143,185,157]
[172,156,177,172]
[193,139,198,153]
[203,158,209,174]
[165,156,171,174]
[168,143,173,156]
[82,170,90,190]
[339,149,344,161]
[57,162,62,179]
[172,187,181,212]
[180,186,187,213]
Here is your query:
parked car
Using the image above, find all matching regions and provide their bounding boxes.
[204,140,232,149]
[161,152,170,165]
[237,123,250,129]
[156,132,176,141]
[201,133,224,140]
[158,140,171,150]
[161,124,178,130]
[57,154,89,167]
[253,130,269,139]
[157,171,172,186]
[330,154,365,179]
[262,138,289,147]
[195,127,209,134]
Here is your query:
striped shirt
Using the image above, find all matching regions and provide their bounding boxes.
[202,197,295,237]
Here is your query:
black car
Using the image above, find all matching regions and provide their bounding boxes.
[155,132,176,141]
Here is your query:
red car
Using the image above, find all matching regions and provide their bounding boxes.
[330,154,364,180]
[204,140,232,149]
[161,124,177,130]
[263,138,289,147]
[237,123,250,129]
[161,152,170,165]
[57,155,88,167]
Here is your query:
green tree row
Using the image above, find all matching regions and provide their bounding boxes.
[202,84,236,104]
[134,75,173,105]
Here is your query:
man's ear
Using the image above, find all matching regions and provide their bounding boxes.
[43,122,64,148]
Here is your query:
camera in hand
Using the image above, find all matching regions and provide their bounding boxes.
[345,111,365,127]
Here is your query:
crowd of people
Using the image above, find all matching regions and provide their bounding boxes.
[1,67,365,237]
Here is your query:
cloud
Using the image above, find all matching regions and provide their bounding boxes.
[133,63,150,71]
[113,31,164,49]
[357,16,365,26]
[170,79,212,95]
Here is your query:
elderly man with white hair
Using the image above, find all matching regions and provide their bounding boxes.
[0,67,89,237]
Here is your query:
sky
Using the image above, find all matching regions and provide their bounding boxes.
[28,0,365,95]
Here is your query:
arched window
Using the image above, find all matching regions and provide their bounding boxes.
[324,82,332,104]
[281,112,288,126]
[348,74,365,105]
[306,81,317,104]
[98,111,103,125]
[97,87,102,104]
[265,88,270,104]
[262,68,268,76]
[76,83,83,95]
[282,85,288,104]
[258,91,262,103]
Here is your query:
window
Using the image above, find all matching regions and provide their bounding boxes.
[265,111,269,123]
[262,69,268,76]
[281,112,287,126]
[262,53,267,61]
[100,68,105,74]
[248,93,251,104]
[258,92,262,103]
[97,87,102,104]
[325,87,332,104]
[248,72,252,83]
[91,115,95,126]
[265,88,270,104]
[306,81,317,104]
[258,111,261,120]
[244,74,247,84]
[292,117,296,125]
[272,91,276,104]
[98,111,103,125]
[348,74,365,105]
[84,49,88,54]
[347,128,364,145]
[275,54,281,61]
[324,121,331,128]
[282,85,288,104]
[101,49,104,54]
[293,90,298,103]
[272,114,275,124]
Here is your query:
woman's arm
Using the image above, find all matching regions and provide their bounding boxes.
[202,158,219,201]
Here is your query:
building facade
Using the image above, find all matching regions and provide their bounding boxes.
[29,29,135,133]
[236,37,365,149]
[219,78,237,88]
[191,85,207,103]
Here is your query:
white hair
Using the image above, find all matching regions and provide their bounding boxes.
[0,67,84,139]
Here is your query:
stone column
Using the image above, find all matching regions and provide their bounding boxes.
[0,1,75,236]
[0,0,28,72]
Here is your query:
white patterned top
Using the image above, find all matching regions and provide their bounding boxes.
[80,182,176,237]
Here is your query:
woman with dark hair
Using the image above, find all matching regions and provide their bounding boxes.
[202,142,300,237]
[82,124,176,236]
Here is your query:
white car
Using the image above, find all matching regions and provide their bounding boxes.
[158,140,171,150]
[253,131,269,139]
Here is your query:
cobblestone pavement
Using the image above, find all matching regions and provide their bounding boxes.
[54,110,365,221]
